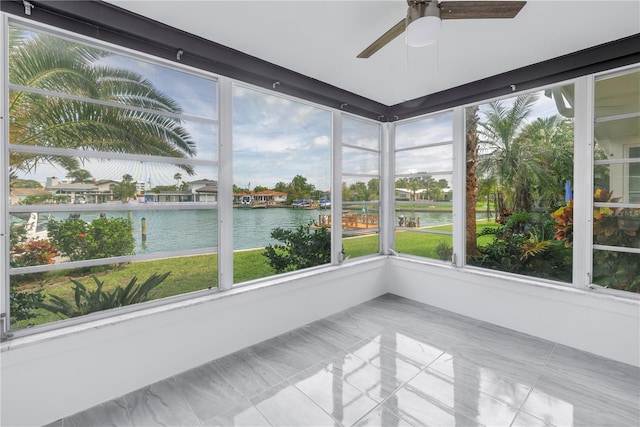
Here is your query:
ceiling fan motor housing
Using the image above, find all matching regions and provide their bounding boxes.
[406,0,442,47]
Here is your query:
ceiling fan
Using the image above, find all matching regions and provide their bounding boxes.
[357,0,527,58]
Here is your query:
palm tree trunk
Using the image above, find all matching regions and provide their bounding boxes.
[466,106,480,257]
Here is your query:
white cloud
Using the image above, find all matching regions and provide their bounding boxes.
[313,135,330,147]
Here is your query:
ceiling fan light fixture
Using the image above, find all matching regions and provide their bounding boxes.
[406,1,442,47]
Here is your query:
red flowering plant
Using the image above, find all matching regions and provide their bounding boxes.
[47,216,134,262]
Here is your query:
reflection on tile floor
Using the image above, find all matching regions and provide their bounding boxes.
[45,294,640,426]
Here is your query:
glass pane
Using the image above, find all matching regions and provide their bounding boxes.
[593,71,640,294]
[395,112,453,149]
[232,85,331,282]
[594,117,640,157]
[396,230,453,261]
[343,147,379,175]
[9,154,217,206]
[9,256,217,329]
[9,26,217,119]
[594,70,640,119]
[9,91,218,161]
[593,207,640,249]
[594,161,640,204]
[592,250,640,293]
[343,232,379,259]
[10,209,217,267]
[395,175,452,204]
[342,205,379,260]
[341,176,379,256]
[465,84,575,283]
[342,176,380,203]
[342,117,380,150]
[342,116,380,260]
[395,202,453,229]
[395,146,452,176]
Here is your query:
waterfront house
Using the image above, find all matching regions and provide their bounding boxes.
[44,177,117,204]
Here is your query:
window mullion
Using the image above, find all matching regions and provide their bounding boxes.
[1,13,11,339]
[452,106,465,267]
[332,111,343,264]
[381,122,394,255]
[217,77,233,290]
[573,75,594,288]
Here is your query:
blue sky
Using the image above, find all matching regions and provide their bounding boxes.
[13,28,570,192]
[232,85,332,191]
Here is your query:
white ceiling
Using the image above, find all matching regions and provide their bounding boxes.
[104,0,640,106]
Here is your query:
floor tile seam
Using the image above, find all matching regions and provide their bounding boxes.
[348,397,415,427]
[249,403,276,427]
[287,378,350,427]
[376,338,448,371]
[348,351,447,426]
[508,342,558,427]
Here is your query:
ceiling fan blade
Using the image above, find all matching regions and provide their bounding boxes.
[357,18,407,58]
[439,1,526,19]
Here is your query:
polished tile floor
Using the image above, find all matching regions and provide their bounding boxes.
[46,294,640,426]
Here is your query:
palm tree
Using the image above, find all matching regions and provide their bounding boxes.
[477,94,538,212]
[516,116,574,207]
[66,169,93,183]
[8,27,195,176]
[466,105,481,257]
[174,173,182,188]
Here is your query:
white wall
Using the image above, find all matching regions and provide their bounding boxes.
[0,258,387,427]
[388,257,640,368]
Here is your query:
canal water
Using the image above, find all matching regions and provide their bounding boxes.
[41,208,456,254]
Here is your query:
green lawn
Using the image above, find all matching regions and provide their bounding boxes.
[13,221,500,329]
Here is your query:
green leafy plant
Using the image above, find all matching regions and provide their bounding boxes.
[435,241,453,261]
[10,289,45,322]
[47,216,135,261]
[591,189,640,292]
[9,231,54,322]
[469,210,571,281]
[38,272,171,318]
[263,223,331,273]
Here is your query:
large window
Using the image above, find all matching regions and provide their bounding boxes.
[6,25,219,329]
[394,112,454,261]
[231,85,331,283]
[465,84,575,283]
[592,69,640,293]
[3,20,639,343]
[342,116,381,259]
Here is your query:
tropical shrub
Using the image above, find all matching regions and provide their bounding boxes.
[38,272,171,318]
[435,241,453,262]
[591,189,640,292]
[11,239,57,267]
[552,190,640,292]
[470,210,572,281]
[263,223,331,273]
[9,234,54,322]
[48,216,135,261]
[550,201,573,246]
[10,290,45,322]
